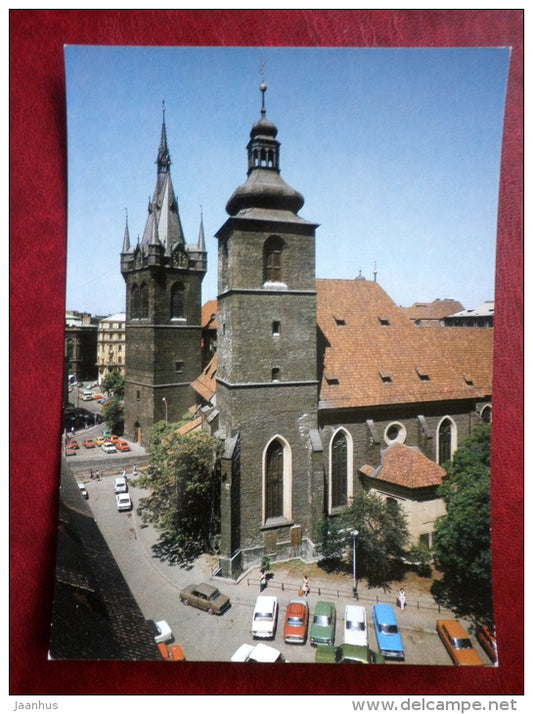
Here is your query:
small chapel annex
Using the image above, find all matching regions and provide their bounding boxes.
[121,84,493,580]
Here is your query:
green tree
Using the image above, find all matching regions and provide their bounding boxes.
[316,490,410,588]
[431,424,492,625]
[101,397,124,435]
[134,422,222,565]
[101,371,125,398]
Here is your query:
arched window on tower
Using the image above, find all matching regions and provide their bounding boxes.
[140,282,149,319]
[437,417,455,465]
[264,236,284,283]
[170,282,185,320]
[131,284,140,319]
[265,439,283,520]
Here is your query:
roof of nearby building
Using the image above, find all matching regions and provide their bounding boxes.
[49,466,161,660]
[360,442,446,489]
[191,355,218,403]
[316,278,492,410]
[100,312,126,323]
[201,300,218,329]
[401,298,464,322]
[177,416,202,435]
[446,300,495,318]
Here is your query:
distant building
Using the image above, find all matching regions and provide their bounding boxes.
[401,299,464,327]
[96,312,126,384]
[444,300,494,327]
[65,311,99,382]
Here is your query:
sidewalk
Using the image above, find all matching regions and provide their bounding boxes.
[127,487,455,635]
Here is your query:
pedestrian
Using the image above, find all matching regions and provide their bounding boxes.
[301,575,310,597]
[90,469,94,480]
[259,570,266,592]
[122,469,126,479]
[397,587,406,613]
[95,469,100,481]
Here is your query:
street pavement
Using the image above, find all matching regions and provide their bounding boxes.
[74,462,494,667]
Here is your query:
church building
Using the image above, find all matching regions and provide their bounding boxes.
[122,85,493,580]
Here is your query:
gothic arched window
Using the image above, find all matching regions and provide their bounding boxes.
[140,282,149,319]
[131,284,140,319]
[264,236,284,283]
[170,282,185,319]
[331,430,348,509]
[265,439,284,520]
[438,418,453,465]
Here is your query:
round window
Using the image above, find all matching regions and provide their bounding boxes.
[384,422,406,445]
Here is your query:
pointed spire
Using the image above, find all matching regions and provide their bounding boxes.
[197,206,206,252]
[157,100,171,174]
[122,208,131,252]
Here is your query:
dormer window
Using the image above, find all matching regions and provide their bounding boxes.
[378,316,390,326]
[379,369,392,383]
[416,366,430,381]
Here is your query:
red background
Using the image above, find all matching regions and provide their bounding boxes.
[9,10,523,695]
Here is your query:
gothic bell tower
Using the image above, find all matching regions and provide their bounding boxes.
[215,82,322,578]
[121,107,207,443]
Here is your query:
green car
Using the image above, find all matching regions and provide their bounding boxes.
[310,601,336,646]
[315,644,385,664]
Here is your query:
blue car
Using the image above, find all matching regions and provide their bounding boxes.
[372,604,404,660]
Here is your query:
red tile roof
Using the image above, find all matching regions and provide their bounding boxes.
[191,354,217,403]
[202,300,217,329]
[317,279,492,410]
[401,299,464,322]
[363,442,446,489]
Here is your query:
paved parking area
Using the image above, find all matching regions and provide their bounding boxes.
[80,474,493,667]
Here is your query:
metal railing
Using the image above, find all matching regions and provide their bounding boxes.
[246,577,446,614]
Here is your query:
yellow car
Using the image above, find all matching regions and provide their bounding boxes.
[94,436,105,446]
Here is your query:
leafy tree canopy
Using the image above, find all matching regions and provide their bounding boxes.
[431,424,492,626]
[316,490,410,588]
[134,422,222,565]
[101,397,124,435]
[101,371,125,398]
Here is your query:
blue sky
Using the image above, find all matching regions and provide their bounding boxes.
[64,46,509,316]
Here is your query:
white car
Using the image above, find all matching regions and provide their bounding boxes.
[102,442,117,453]
[251,595,278,639]
[113,476,128,493]
[146,619,173,644]
[231,643,284,662]
[344,605,368,647]
[116,493,132,511]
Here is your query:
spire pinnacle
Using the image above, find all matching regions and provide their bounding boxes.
[157,100,171,173]
[259,61,267,118]
[197,206,206,252]
[122,208,131,252]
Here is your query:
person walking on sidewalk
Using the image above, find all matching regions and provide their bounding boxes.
[301,575,310,597]
[259,570,267,592]
[397,587,406,613]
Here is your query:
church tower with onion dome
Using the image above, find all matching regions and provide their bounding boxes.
[121,106,207,444]
[215,81,323,578]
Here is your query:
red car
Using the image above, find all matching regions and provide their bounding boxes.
[157,642,186,661]
[477,626,498,664]
[82,438,95,449]
[283,597,309,644]
[66,439,79,449]
[115,440,131,452]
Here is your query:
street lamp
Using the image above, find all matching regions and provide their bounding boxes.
[162,397,168,423]
[351,530,359,598]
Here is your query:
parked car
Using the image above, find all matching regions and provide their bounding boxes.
[477,625,498,664]
[82,438,95,449]
[372,604,405,660]
[231,643,285,662]
[116,440,131,452]
[146,619,173,644]
[77,483,89,499]
[157,642,186,661]
[92,393,104,400]
[283,597,308,644]
[66,439,79,449]
[344,605,367,647]
[102,442,117,453]
[116,493,132,511]
[80,392,94,401]
[251,595,278,639]
[436,620,483,666]
[101,429,111,438]
[94,436,105,446]
[315,644,385,664]
[310,601,336,646]
[65,446,77,456]
[179,582,231,615]
[113,475,128,493]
